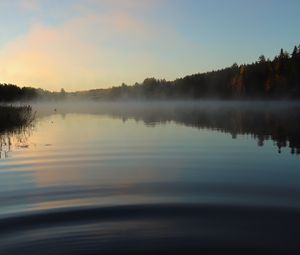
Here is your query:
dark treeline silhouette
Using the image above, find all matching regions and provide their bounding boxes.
[0,84,69,102]
[76,44,300,100]
[0,84,38,102]
[1,44,300,101]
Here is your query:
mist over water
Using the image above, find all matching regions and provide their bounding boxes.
[32,100,300,154]
[1,101,300,254]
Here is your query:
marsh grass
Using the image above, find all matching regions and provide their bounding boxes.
[0,105,35,159]
[0,105,35,133]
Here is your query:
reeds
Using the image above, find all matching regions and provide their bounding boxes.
[0,105,35,133]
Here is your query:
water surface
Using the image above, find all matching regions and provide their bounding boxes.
[1,102,300,254]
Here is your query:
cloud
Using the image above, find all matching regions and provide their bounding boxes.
[77,0,164,11]
[0,0,194,91]
[20,0,39,11]
[0,15,112,90]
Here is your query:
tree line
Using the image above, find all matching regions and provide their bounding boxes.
[0,84,38,102]
[77,44,300,100]
[0,84,67,102]
[1,44,300,101]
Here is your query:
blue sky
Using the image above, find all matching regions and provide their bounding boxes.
[0,0,299,91]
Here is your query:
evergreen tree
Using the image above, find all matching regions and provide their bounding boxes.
[292,46,298,58]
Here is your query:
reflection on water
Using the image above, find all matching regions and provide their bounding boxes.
[100,102,300,154]
[34,101,300,154]
[0,134,10,159]
[0,102,300,254]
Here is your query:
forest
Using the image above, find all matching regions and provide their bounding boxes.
[1,44,300,102]
[0,84,37,102]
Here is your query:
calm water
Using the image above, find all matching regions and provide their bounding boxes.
[0,102,300,254]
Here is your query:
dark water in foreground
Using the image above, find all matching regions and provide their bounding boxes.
[0,102,300,254]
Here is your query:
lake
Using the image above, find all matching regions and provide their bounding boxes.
[0,101,300,254]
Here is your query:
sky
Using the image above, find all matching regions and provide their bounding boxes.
[0,0,299,91]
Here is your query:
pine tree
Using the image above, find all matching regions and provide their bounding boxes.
[292,46,298,58]
[258,55,266,63]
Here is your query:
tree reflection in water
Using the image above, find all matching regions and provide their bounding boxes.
[77,102,300,155]
[3,102,300,156]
